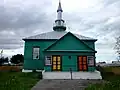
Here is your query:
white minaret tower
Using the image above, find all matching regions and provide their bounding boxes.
[53,0,66,31]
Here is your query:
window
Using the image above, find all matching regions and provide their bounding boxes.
[87,56,94,66]
[45,56,51,65]
[33,47,40,60]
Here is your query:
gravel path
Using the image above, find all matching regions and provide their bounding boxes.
[32,79,104,90]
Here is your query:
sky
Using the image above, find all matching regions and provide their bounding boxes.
[0,0,120,63]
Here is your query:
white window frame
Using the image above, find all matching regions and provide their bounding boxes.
[45,56,51,65]
[87,56,94,66]
[33,47,40,60]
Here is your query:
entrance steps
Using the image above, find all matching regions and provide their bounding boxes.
[42,71,102,79]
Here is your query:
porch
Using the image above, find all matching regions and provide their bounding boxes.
[42,71,102,79]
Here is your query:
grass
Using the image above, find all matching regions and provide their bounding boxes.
[85,66,120,90]
[0,72,40,90]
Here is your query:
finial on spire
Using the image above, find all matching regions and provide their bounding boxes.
[57,0,63,12]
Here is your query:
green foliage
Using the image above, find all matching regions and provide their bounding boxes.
[10,54,24,64]
[86,66,120,90]
[0,72,39,90]
[86,80,120,90]
[0,57,9,65]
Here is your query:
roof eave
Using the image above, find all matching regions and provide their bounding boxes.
[81,39,97,41]
[22,39,58,41]
[44,50,97,53]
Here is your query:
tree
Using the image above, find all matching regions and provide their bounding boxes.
[114,36,120,61]
[10,54,24,64]
[0,57,9,65]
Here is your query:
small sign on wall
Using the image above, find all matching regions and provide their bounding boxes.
[45,56,52,65]
[87,56,94,66]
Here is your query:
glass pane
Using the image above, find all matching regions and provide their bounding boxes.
[83,59,87,62]
[57,65,60,68]
[53,65,56,69]
[57,62,60,64]
[83,57,86,60]
[57,56,60,61]
[53,56,56,61]
[80,66,82,70]
[53,62,56,65]
[57,67,60,69]
[79,61,82,64]
[33,48,39,53]
[33,54,39,59]
[79,56,82,61]
[83,62,87,64]
[83,65,87,69]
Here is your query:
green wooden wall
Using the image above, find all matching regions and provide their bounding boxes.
[46,34,94,51]
[23,40,56,70]
[62,56,77,71]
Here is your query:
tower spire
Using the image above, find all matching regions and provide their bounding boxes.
[57,0,63,12]
[53,0,66,31]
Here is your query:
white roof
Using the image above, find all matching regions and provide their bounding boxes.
[23,31,96,40]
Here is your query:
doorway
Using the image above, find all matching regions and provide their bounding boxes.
[52,56,62,71]
[78,56,88,71]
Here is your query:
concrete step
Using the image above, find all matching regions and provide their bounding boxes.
[43,71,102,79]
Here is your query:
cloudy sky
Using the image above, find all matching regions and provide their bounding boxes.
[0,0,120,63]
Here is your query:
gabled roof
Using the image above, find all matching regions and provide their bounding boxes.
[23,31,97,41]
[44,32,97,52]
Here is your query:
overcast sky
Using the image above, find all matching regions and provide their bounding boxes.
[0,0,120,63]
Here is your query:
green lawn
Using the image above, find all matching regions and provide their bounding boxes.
[0,72,40,90]
[85,66,120,90]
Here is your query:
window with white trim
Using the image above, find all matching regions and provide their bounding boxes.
[45,56,51,65]
[33,47,40,60]
[87,56,94,66]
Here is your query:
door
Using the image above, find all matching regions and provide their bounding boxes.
[52,56,62,71]
[78,56,87,71]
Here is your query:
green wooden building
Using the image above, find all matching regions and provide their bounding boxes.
[22,1,98,75]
